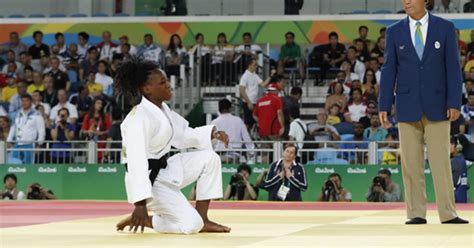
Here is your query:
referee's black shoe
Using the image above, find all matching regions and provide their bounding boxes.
[441,217,469,224]
[405,217,427,225]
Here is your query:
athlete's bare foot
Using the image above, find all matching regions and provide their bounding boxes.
[116,215,153,231]
[200,220,231,233]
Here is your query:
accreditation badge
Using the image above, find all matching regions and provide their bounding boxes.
[277,184,290,200]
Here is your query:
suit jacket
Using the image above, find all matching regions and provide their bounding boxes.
[379,13,462,122]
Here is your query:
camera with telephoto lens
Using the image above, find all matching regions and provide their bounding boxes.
[372,176,387,192]
[324,180,334,191]
[2,191,13,200]
[28,185,42,200]
[230,173,245,187]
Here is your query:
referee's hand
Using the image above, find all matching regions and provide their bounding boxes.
[447,108,460,122]
[379,112,390,129]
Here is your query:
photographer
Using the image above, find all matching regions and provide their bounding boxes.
[317,173,352,202]
[1,174,25,200]
[223,164,259,200]
[264,144,307,201]
[365,169,401,202]
[26,182,56,200]
[50,108,75,163]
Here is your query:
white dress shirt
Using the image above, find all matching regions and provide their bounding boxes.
[409,11,429,47]
[239,69,263,104]
[211,113,254,150]
[7,108,45,145]
[288,118,307,151]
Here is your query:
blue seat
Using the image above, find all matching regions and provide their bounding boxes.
[113,13,129,17]
[70,13,87,17]
[311,148,349,165]
[50,13,67,18]
[29,14,45,18]
[8,14,25,18]
[372,9,392,14]
[92,13,109,17]
[351,10,369,14]
[135,12,152,16]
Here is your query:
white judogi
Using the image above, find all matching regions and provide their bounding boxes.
[121,96,223,234]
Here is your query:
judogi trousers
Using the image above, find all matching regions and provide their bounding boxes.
[147,150,222,234]
[398,115,458,222]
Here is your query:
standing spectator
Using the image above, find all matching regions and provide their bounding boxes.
[42,75,58,108]
[284,0,304,15]
[47,57,70,91]
[79,47,99,81]
[282,86,303,137]
[239,59,271,129]
[365,169,402,202]
[81,97,111,161]
[28,31,50,61]
[1,174,25,200]
[323,32,346,69]
[339,122,369,163]
[53,32,67,55]
[165,34,187,77]
[1,73,18,103]
[32,90,51,116]
[211,99,255,163]
[211,32,235,85]
[95,60,113,96]
[277,32,303,79]
[104,109,123,163]
[235,32,262,74]
[363,114,388,141]
[325,82,348,111]
[264,144,307,201]
[49,89,78,124]
[317,173,352,202]
[137,33,163,65]
[0,32,28,60]
[464,0,474,13]
[77,32,91,59]
[189,33,211,83]
[355,26,373,52]
[96,31,117,61]
[7,94,45,164]
[346,46,366,80]
[8,81,28,114]
[370,37,385,66]
[27,72,44,93]
[69,85,93,126]
[50,107,75,163]
[433,0,458,13]
[288,108,306,152]
[0,116,10,141]
[344,88,367,123]
[35,104,50,136]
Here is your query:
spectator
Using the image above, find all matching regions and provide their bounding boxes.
[27,71,44,93]
[264,144,307,201]
[223,164,259,200]
[363,114,387,142]
[462,79,473,105]
[28,31,50,61]
[2,61,19,78]
[26,182,56,200]
[277,32,304,79]
[346,46,366,80]
[0,116,10,141]
[359,100,379,129]
[81,97,111,162]
[365,169,402,202]
[79,47,99,82]
[18,52,32,75]
[137,33,163,65]
[464,0,474,12]
[111,35,137,56]
[309,109,340,142]
[8,81,28,114]
[339,122,369,164]
[50,89,78,124]
[1,50,20,74]
[62,43,82,72]
[370,37,385,65]
[211,99,255,163]
[461,92,474,134]
[282,86,303,137]
[456,29,467,57]
[355,25,373,52]
[379,27,387,38]
[467,30,474,61]
[109,54,122,78]
[47,57,70,91]
[77,32,91,59]
[0,32,28,60]
[317,173,352,202]
[327,103,344,125]
[450,135,469,203]
[1,72,18,103]
[32,90,51,115]
[367,57,382,83]
[95,60,113,95]
[84,71,103,98]
[353,38,370,63]
[451,111,466,136]
[42,75,58,108]
[50,107,76,163]
[35,104,50,134]
[52,32,67,55]
[344,88,367,123]
[288,107,306,151]
[235,32,262,73]
[104,109,123,163]
[239,59,271,129]
[69,85,93,125]
[362,69,379,103]
[7,94,45,164]
[119,43,132,62]
[326,82,348,111]
[284,0,304,15]
[381,133,399,165]
[165,34,187,77]
[433,0,458,13]
[1,174,25,200]
[211,32,235,85]
[189,33,212,84]
[322,32,346,69]
[340,60,360,83]
[96,31,117,61]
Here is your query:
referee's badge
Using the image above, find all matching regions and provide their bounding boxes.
[435,41,441,49]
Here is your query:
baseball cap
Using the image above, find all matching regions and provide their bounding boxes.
[267,83,281,91]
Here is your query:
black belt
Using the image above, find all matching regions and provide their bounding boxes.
[125,157,167,185]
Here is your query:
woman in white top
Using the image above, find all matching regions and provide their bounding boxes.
[212,33,235,85]
[165,34,187,77]
[95,60,114,96]
[190,33,212,84]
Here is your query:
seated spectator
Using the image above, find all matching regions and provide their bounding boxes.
[53,32,67,55]
[83,71,103,98]
[235,32,262,73]
[1,174,25,200]
[264,144,307,201]
[95,60,113,95]
[223,164,259,200]
[211,99,255,164]
[317,173,352,202]
[35,104,51,135]
[456,29,467,57]
[367,57,382,82]
[363,114,387,142]
[355,25,373,52]
[31,90,50,115]
[462,79,473,105]
[211,32,235,85]
[8,81,28,114]
[0,32,28,61]
[362,69,378,101]
[47,57,70,91]
[105,109,123,163]
[309,109,340,143]
[7,94,45,164]
[359,101,378,129]
[1,50,20,74]
[69,85,93,125]
[450,135,469,203]
[19,51,32,74]
[79,46,99,81]
[42,75,58,108]
[322,32,346,69]
[433,0,458,13]
[464,0,474,13]
[1,73,18,103]
[137,33,164,65]
[345,46,366,80]
[0,116,10,141]
[50,89,78,124]
[281,86,303,137]
[77,32,91,59]
[26,182,56,200]
[81,98,111,162]
[327,103,344,125]
[27,71,45,93]
[62,43,83,72]
[96,31,117,61]
[344,88,367,123]
[50,107,75,163]
[339,122,369,163]
[340,60,360,83]
[119,43,132,62]
[277,32,304,79]
[381,133,400,165]
[353,38,370,63]
[325,82,348,111]
[370,37,385,65]
[365,169,402,202]
[461,92,474,134]
[165,34,187,77]
[111,35,137,56]
[109,54,122,78]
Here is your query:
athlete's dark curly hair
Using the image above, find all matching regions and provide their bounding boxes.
[113,56,160,104]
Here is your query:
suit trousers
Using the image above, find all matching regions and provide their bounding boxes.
[398,115,458,222]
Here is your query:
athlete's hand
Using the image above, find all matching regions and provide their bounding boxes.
[214,131,229,148]
[447,108,460,122]
[130,201,151,234]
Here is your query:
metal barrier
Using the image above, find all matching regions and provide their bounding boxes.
[0,140,404,165]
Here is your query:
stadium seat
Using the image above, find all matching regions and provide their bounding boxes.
[372,9,392,14]
[113,13,130,17]
[351,10,369,14]
[136,12,157,16]
[8,14,25,18]
[29,13,46,18]
[70,13,87,17]
[92,13,108,17]
[311,148,349,165]
[50,13,67,18]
